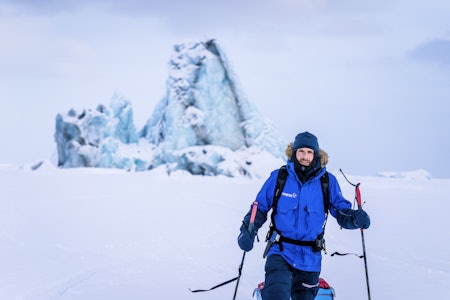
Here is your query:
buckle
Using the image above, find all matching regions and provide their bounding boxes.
[312,237,326,253]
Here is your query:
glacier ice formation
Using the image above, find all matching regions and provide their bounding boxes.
[54,39,286,177]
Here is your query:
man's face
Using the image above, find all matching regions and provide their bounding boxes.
[295,147,314,167]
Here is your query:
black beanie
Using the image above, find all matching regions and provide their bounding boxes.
[293,131,319,154]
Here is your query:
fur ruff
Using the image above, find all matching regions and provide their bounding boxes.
[285,143,329,167]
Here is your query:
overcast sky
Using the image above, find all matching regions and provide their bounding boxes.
[1,0,449,177]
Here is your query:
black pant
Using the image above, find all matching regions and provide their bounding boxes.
[262,254,320,300]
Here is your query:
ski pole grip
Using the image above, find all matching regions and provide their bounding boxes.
[355,183,362,209]
[248,201,259,233]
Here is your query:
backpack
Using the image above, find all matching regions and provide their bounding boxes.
[264,165,330,255]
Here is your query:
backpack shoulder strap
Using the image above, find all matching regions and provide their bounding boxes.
[269,165,288,229]
[320,171,330,214]
[272,167,329,213]
[273,165,288,210]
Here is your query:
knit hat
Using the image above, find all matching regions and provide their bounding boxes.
[293,131,319,154]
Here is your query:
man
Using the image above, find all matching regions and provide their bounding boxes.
[238,131,370,300]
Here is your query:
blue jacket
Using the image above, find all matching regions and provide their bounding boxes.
[254,160,351,272]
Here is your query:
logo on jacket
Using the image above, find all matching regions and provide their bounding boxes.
[281,192,297,198]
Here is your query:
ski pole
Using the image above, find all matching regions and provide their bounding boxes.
[340,169,371,300]
[355,183,371,300]
[233,201,258,300]
[189,201,259,296]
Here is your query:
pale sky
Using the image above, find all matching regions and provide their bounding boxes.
[1,0,449,177]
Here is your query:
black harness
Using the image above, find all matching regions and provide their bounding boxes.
[265,165,330,254]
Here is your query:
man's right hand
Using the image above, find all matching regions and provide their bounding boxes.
[237,225,255,251]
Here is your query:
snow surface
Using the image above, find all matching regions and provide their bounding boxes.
[1,159,449,300]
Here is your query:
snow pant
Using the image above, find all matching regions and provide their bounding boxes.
[262,254,320,300]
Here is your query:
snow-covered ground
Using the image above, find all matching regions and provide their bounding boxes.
[1,162,449,299]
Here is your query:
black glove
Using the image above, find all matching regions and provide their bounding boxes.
[237,208,266,252]
[337,208,370,229]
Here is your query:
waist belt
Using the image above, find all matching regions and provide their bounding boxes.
[278,235,325,253]
[264,229,326,258]
[278,236,316,247]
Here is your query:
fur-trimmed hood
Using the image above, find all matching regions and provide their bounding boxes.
[285,142,329,168]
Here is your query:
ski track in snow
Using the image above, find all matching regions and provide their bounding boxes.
[46,270,98,299]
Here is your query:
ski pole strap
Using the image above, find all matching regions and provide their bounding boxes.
[189,276,238,293]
